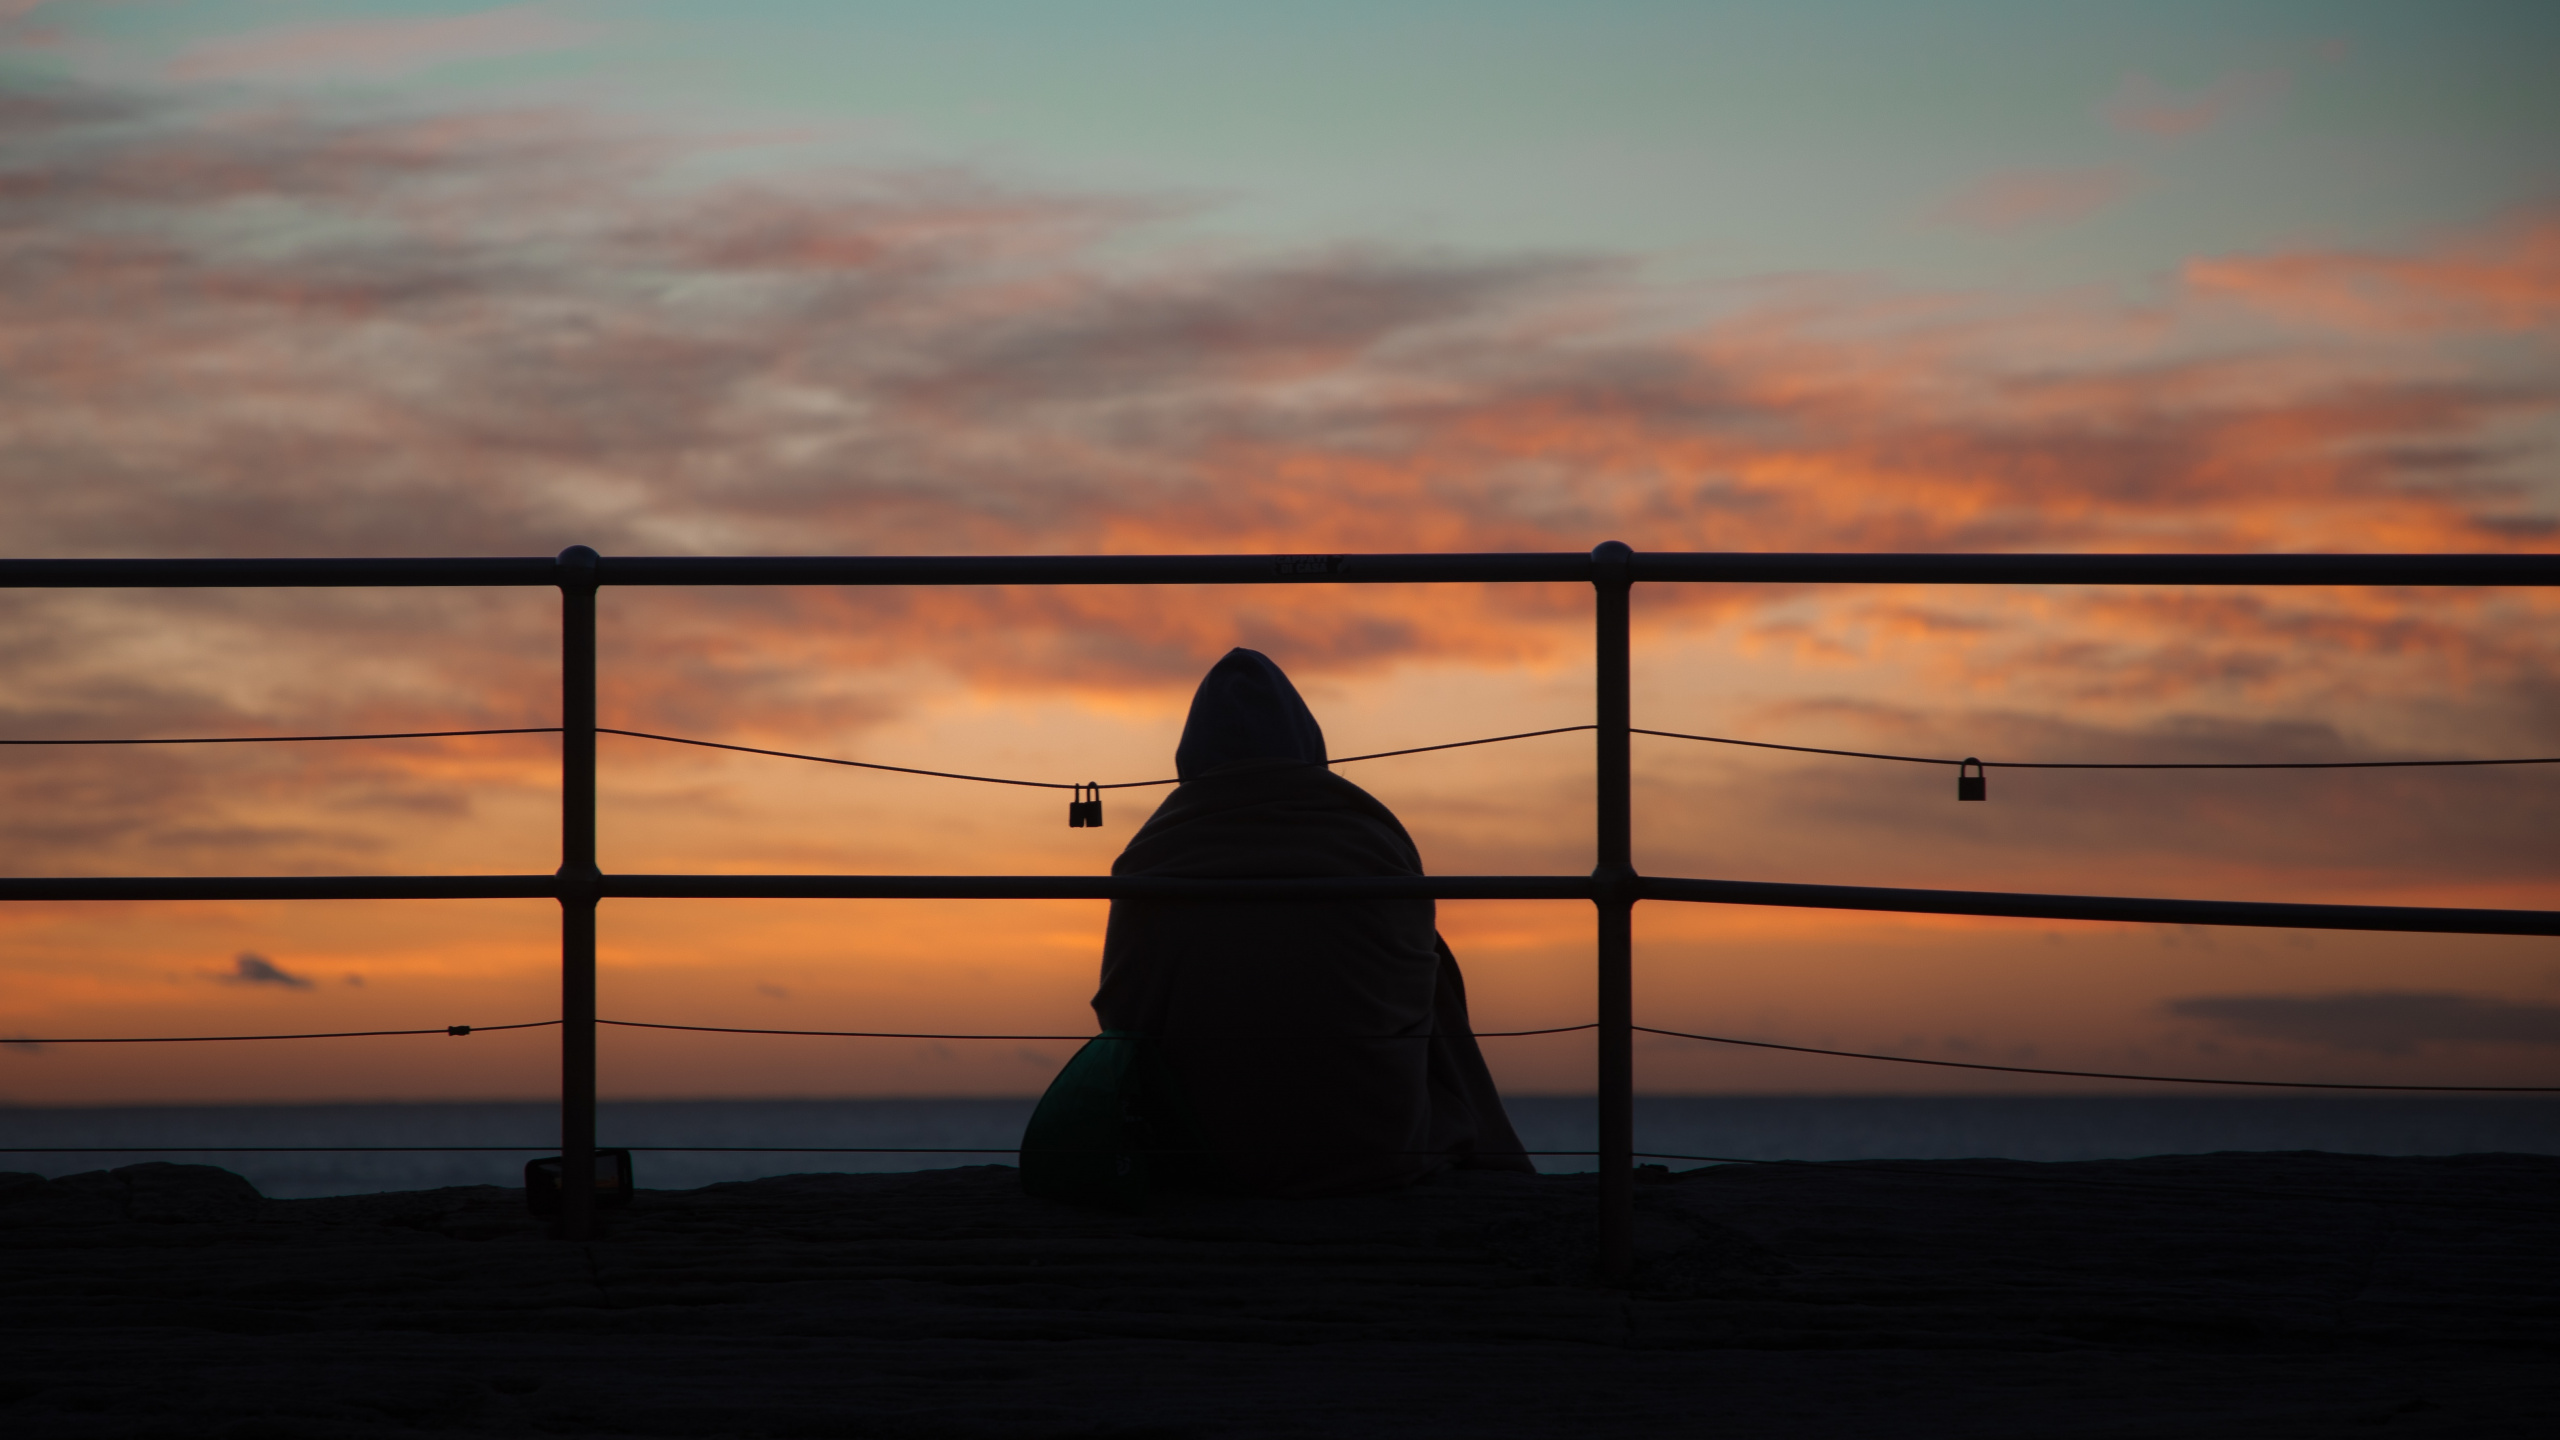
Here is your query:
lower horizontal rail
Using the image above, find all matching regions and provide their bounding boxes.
[1642,877,2560,937]
[2,873,2552,936]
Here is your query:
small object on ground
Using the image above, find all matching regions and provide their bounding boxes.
[523,1148,634,1217]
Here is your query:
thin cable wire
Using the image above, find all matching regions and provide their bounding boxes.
[577,1147,1617,1156]
[1991,754,2560,771]
[600,724,1598,790]
[0,1144,1610,1155]
[0,728,559,746]
[6,1014,2541,1093]
[9,720,2549,778]
[18,1013,2547,1096]
[1634,1024,2560,1092]
[0,1145,1010,1154]
[1621,1153,2560,1216]
[1328,725,1594,766]
[597,1019,1599,1040]
[3,1021,559,1044]
[599,727,1090,789]
[0,1145,565,1153]
[1632,728,2560,771]
[1633,729,1945,766]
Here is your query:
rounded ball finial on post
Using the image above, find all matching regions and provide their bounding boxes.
[555,545,599,588]
[1590,539,1634,582]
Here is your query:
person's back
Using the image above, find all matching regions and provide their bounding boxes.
[1024,648,1530,1201]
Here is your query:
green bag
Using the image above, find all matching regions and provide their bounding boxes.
[1019,1031,1217,1210]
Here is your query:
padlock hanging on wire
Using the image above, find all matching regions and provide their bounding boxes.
[1956,758,1987,802]
[1067,782,1104,828]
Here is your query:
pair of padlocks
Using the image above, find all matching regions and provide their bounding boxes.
[1067,782,1105,827]
[1069,771,1984,817]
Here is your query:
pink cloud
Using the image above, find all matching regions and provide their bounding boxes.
[167,3,603,82]
[2,86,2548,587]
[2187,206,2560,333]
[2103,70,2288,139]
[1927,167,2129,231]
[0,0,61,46]
[1,81,2554,888]
[4,85,2555,1100]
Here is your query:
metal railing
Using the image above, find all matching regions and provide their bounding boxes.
[6,543,2557,1279]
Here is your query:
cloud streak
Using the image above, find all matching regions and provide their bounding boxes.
[0,79,2553,932]
[220,952,314,989]
[2190,206,2560,333]
[166,4,605,82]
[2164,991,2560,1054]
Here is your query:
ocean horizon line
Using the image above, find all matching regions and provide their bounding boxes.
[15,1090,2560,1111]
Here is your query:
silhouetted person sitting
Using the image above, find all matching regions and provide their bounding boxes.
[1023,647,1532,1205]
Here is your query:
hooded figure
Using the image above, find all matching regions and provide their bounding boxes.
[1023,648,1531,1202]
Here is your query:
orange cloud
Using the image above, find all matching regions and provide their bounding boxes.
[3,84,2556,1100]
[2189,206,2560,333]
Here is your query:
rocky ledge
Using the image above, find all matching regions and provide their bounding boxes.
[2,1152,2555,1437]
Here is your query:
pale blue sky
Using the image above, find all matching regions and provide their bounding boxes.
[17,0,2557,290]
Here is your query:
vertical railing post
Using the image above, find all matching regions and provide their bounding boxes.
[555,544,601,1241]
[1590,540,1636,1282]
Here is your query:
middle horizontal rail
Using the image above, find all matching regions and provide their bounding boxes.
[605,875,1594,900]
[0,874,1590,902]
[6,873,2556,936]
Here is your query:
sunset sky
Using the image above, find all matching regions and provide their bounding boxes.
[3,0,2556,1105]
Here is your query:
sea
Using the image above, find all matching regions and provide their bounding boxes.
[4,1095,2556,1199]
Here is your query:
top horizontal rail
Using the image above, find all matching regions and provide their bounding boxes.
[0,557,565,588]
[1629,553,2560,586]
[3,552,2555,588]
[3,872,2555,935]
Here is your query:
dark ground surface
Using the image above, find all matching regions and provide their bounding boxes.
[2,1152,2555,1439]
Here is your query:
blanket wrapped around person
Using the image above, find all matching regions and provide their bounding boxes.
[1022,648,1532,1206]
